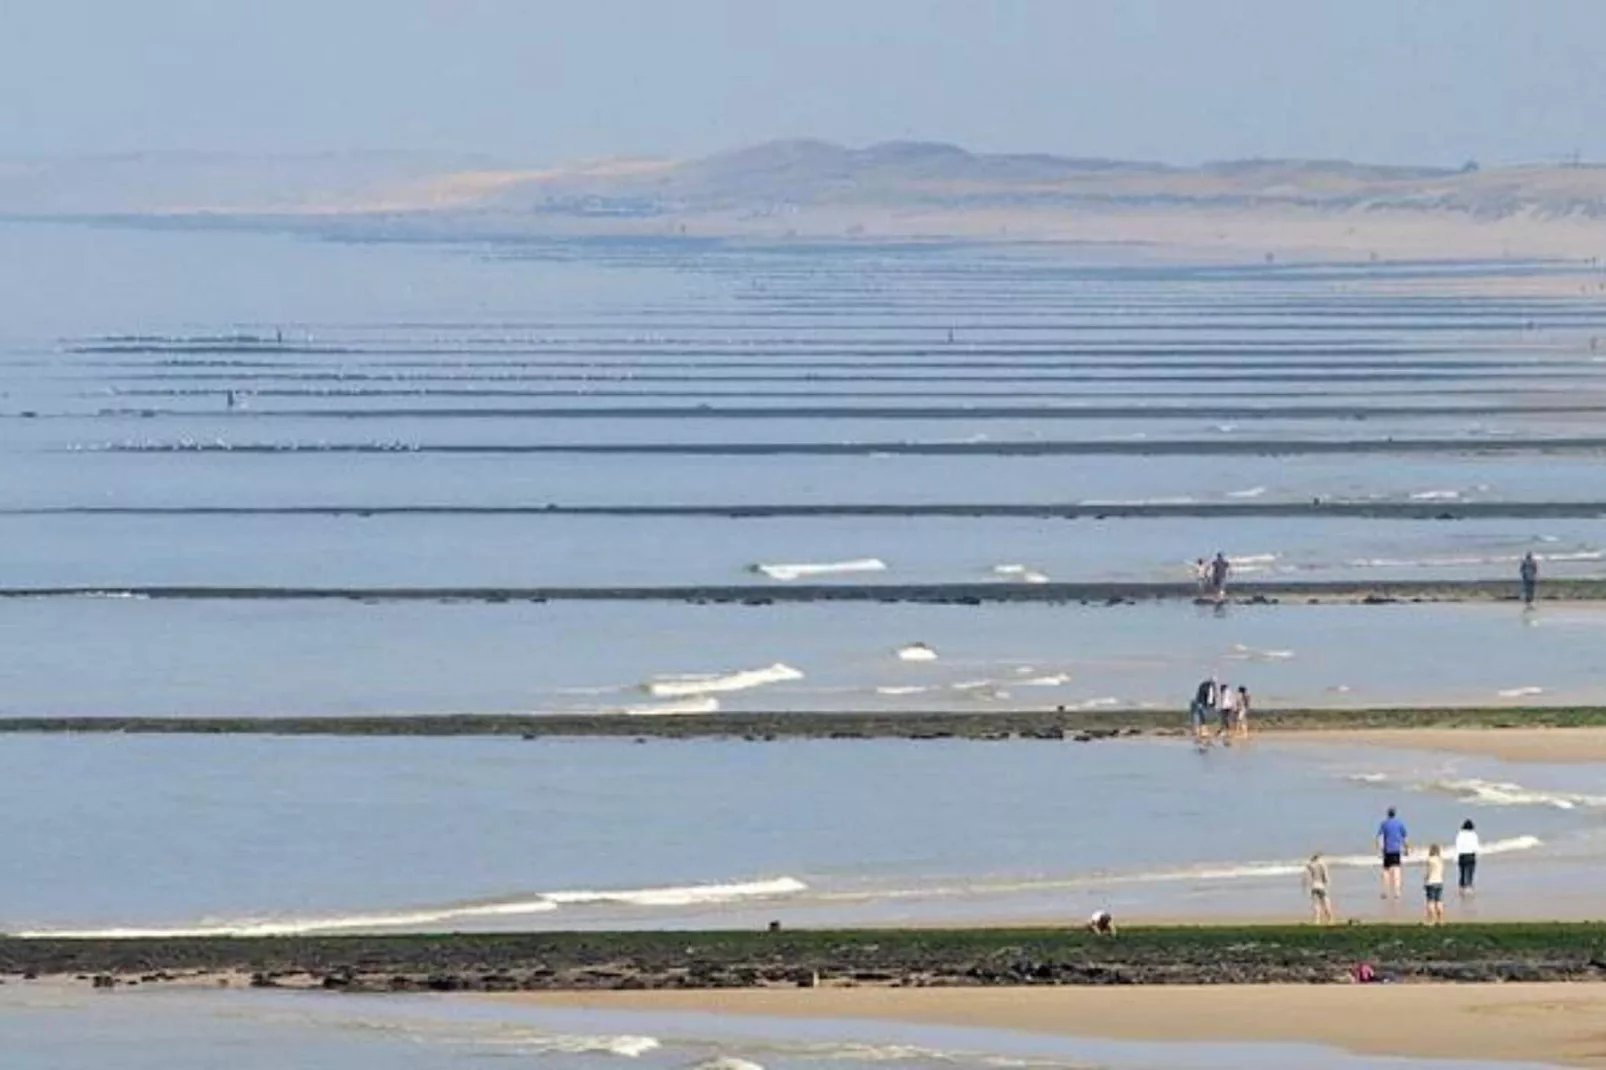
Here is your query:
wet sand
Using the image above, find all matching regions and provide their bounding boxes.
[1269,726,1606,764]
[512,984,1606,1067]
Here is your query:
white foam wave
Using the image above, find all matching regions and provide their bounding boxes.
[543,877,807,908]
[818,839,1545,905]
[646,663,803,697]
[1066,696,1121,710]
[1225,643,1295,661]
[1019,674,1072,687]
[993,564,1050,584]
[692,1058,765,1070]
[1350,770,1606,811]
[1410,489,1462,501]
[13,877,809,939]
[619,697,721,717]
[1431,779,1606,811]
[1226,486,1268,498]
[1078,497,1197,506]
[896,643,939,662]
[875,685,931,696]
[1496,686,1545,698]
[753,559,886,581]
[518,1034,662,1058]
[1347,550,1601,570]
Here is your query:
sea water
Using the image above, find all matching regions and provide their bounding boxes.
[0,734,1598,936]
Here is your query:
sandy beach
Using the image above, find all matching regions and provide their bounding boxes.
[1269,727,1606,764]
[515,984,1606,1067]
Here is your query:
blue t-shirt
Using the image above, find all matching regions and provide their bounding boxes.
[1378,817,1408,853]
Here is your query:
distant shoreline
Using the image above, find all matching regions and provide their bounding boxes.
[4,707,1606,741]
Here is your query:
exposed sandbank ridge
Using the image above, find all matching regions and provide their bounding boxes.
[0,578,1585,603]
[514,983,1606,1068]
[6,925,1606,992]
[7,501,1606,519]
[5,710,1606,744]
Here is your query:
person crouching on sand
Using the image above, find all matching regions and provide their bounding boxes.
[1087,909,1116,935]
[1304,852,1335,925]
[1423,844,1447,925]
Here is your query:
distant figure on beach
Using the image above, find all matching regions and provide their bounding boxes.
[1377,807,1409,899]
[1304,852,1335,925]
[1208,552,1231,601]
[1087,909,1117,935]
[1235,686,1252,739]
[1190,678,1217,743]
[1193,558,1209,593]
[1423,844,1447,924]
[1520,552,1539,605]
[1216,681,1237,738]
[1455,819,1480,896]
[225,389,238,410]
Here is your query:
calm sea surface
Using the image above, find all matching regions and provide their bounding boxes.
[2,220,1605,1066]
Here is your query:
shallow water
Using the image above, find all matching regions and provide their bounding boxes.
[0,983,1570,1070]
[0,734,1597,936]
[1,598,1601,716]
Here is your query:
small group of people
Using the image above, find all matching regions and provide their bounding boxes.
[1192,552,1232,601]
[1189,676,1251,743]
[1302,808,1482,926]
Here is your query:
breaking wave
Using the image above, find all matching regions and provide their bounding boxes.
[752,559,887,581]
[1347,770,1606,810]
[12,877,808,939]
[645,663,804,698]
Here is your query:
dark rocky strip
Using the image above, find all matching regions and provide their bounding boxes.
[5,926,1606,989]
[6,501,1605,519]
[0,578,1589,604]
[81,401,1606,420]
[71,358,1597,373]
[93,436,1606,456]
[3,706,1604,740]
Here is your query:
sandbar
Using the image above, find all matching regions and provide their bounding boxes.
[513,983,1606,1067]
[1269,726,1606,764]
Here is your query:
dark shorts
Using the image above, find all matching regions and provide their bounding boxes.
[1425,883,1444,903]
[1382,851,1402,869]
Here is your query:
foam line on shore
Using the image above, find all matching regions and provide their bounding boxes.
[11,877,809,939]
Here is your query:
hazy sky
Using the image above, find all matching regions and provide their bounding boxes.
[6,0,1605,165]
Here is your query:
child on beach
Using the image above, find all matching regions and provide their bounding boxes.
[1304,852,1335,925]
[1423,844,1446,925]
[1235,686,1251,739]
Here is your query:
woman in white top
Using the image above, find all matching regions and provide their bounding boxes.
[1455,819,1480,896]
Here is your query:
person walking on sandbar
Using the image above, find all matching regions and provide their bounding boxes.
[1377,807,1409,900]
[1208,552,1231,602]
[1520,552,1539,606]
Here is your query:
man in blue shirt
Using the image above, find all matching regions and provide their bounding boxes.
[1377,807,1410,900]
